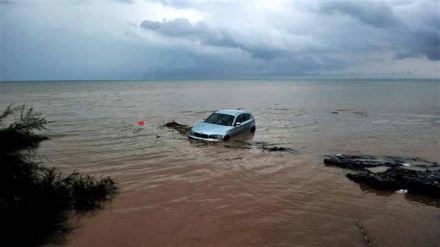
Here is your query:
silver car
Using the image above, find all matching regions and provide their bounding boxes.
[188,109,256,141]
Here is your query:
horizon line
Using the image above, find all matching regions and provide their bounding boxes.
[2,77,439,83]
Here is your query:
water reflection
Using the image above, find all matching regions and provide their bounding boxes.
[188,132,254,147]
[356,183,440,208]
[187,132,300,155]
[405,194,440,208]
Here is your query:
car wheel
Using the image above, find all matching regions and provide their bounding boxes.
[250,126,256,132]
[223,135,230,141]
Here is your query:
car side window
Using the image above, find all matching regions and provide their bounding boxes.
[235,114,245,125]
[221,115,234,126]
[243,114,250,121]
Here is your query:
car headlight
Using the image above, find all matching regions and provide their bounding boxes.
[209,134,222,139]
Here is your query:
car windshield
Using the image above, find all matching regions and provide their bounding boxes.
[204,113,234,126]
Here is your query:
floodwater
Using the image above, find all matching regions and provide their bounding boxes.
[2,79,440,247]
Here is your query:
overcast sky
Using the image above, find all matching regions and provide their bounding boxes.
[2,0,439,81]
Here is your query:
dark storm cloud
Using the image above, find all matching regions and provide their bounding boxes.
[141,18,284,60]
[394,29,440,60]
[149,52,347,79]
[319,0,440,61]
[320,1,398,28]
[3,0,439,81]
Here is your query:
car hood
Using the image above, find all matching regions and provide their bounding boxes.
[191,122,233,135]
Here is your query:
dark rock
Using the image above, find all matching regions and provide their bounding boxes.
[324,154,397,171]
[324,154,440,198]
[324,154,438,171]
[347,168,440,198]
[164,121,191,135]
[223,141,298,154]
[262,146,297,153]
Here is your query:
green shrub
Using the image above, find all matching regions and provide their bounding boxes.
[0,105,118,246]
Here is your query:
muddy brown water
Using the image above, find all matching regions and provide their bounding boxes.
[2,80,439,246]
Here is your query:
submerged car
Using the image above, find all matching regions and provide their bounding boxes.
[188,109,256,141]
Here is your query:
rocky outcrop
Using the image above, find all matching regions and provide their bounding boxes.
[324,154,440,198]
[164,121,191,135]
[261,146,297,153]
[324,155,438,170]
[347,168,440,198]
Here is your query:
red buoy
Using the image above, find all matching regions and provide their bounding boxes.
[137,120,144,126]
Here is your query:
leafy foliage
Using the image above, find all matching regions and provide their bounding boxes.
[0,105,118,246]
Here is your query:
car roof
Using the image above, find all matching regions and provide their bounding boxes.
[215,109,251,116]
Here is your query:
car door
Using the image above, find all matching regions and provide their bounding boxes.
[232,114,246,135]
[242,113,252,130]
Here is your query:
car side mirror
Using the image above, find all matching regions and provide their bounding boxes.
[235,122,241,126]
